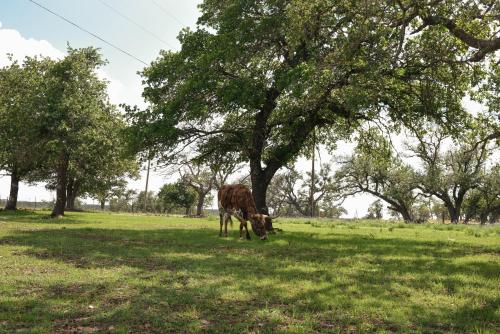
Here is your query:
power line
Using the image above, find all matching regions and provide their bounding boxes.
[150,0,187,27]
[27,0,148,65]
[97,0,174,49]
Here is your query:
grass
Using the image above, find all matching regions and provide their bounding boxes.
[0,210,499,333]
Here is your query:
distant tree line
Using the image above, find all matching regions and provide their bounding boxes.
[106,154,241,216]
[251,119,498,224]
[335,121,499,224]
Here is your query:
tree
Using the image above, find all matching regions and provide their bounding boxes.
[319,202,347,219]
[209,152,243,190]
[41,108,140,211]
[43,47,112,218]
[412,199,432,223]
[129,0,491,213]
[275,164,337,217]
[336,130,418,222]
[133,191,160,213]
[411,121,496,224]
[462,163,500,224]
[72,153,139,211]
[180,162,215,217]
[0,56,53,210]
[163,152,241,216]
[92,179,128,211]
[430,199,449,223]
[365,200,384,220]
[266,172,290,216]
[158,181,197,215]
[109,189,137,212]
[393,0,500,63]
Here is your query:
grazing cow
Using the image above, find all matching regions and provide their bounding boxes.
[218,184,272,240]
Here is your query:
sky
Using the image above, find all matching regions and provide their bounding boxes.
[0,0,201,205]
[0,0,486,217]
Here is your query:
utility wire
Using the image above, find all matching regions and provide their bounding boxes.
[27,0,148,65]
[150,0,187,27]
[97,0,174,49]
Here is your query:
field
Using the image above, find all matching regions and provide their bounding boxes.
[0,211,499,334]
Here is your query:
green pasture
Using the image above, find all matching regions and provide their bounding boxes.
[0,211,498,333]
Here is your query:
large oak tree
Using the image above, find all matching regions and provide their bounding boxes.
[410,120,497,224]
[130,0,498,213]
[44,47,117,217]
[336,130,419,222]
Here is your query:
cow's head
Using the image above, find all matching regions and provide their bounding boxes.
[249,214,268,240]
[264,215,275,234]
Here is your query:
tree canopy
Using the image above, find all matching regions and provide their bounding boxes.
[411,120,497,223]
[158,181,198,215]
[0,56,53,209]
[0,47,137,216]
[129,0,498,212]
[336,129,419,222]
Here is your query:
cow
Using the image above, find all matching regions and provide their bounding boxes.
[218,184,275,240]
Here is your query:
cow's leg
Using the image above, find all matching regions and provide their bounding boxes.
[236,218,249,240]
[243,221,251,240]
[224,214,229,237]
[218,204,224,237]
[219,212,223,237]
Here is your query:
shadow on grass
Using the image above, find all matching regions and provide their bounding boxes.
[0,226,499,333]
[0,210,106,225]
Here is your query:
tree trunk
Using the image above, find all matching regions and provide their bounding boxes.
[185,206,190,216]
[65,178,76,210]
[66,194,76,211]
[100,199,105,210]
[51,151,69,218]
[251,170,271,215]
[400,209,414,223]
[5,172,20,210]
[449,208,460,224]
[388,204,413,223]
[480,211,489,225]
[196,192,205,216]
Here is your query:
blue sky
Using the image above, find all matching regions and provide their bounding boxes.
[1,0,201,106]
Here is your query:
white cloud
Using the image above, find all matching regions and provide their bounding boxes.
[0,25,126,106]
[95,68,125,105]
[0,27,64,66]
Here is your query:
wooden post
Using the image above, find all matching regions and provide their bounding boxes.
[144,159,151,212]
[310,129,316,217]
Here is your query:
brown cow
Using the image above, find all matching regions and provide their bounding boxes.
[218,184,270,240]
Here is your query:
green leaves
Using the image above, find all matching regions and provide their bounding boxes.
[130,0,498,210]
[336,129,418,221]
[0,47,139,212]
[158,181,197,213]
[0,55,54,180]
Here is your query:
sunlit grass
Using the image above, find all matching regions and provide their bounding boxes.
[0,210,499,333]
